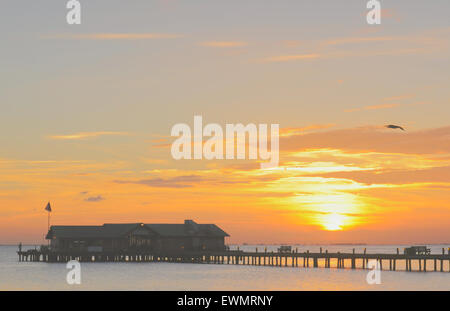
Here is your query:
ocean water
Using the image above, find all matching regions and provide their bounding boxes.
[1,245,449,291]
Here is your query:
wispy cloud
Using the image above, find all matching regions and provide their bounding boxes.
[280,124,336,137]
[323,35,438,47]
[152,143,171,149]
[43,33,181,40]
[345,103,401,112]
[114,172,279,189]
[200,41,247,48]
[315,166,450,185]
[49,131,129,140]
[380,8,403,22]
[150,138,167,143]
[345,101,430,113]
[142,158,169,165]
[281,125,450,155]
[366,103,402,110]
[115,175,204,188]
[84,195,105,202]
[324,36,399,46]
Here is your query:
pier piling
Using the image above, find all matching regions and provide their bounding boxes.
[16,247,450,273]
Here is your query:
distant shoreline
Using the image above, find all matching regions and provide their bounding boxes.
[229,243,450,246]
[3,243,449,246]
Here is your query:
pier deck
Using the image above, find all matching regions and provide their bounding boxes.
[17,248,450,273]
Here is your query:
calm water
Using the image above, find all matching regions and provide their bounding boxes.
[1,245,449,290]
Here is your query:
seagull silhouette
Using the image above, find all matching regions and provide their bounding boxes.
[385,124,405,131]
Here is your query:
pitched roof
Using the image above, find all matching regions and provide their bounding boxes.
[146,224,229,237]
[46,221,229,239]
[46,226,105,239]
[103,223,145,237]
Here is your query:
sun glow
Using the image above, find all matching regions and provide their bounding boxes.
[287,191,365,231]
[319,213,346,231]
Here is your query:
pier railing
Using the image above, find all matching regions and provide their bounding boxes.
[17,247,450,272]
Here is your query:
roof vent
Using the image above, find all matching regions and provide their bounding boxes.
[184,219,199,233]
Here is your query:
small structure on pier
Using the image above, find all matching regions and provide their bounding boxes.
[404,246,431,255]
[277,246,292,253]
[45,219,229,253]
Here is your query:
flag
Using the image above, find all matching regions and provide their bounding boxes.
[45,202,52,212]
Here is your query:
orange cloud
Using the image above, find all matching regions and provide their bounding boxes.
[280,124,336,137]
[345,103,401,112]
[325,36,399,46]
[281,126,450,155]
[49,131,129,140]
[323,34,439,47]
[346,101,430,112]
[316,166,450,185]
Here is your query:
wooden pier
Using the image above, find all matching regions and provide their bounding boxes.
[17,248,450,273]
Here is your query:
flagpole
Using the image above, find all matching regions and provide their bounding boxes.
[47,211,50,247]
[45,202,52,247]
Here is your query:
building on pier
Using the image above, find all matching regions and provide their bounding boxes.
[45,219,229,253]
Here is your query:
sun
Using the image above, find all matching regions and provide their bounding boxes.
[320,213,346,231]
[290,193,361,231]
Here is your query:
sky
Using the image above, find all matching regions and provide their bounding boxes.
[0,0,449,244]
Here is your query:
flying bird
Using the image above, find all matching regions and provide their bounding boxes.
[385,124,405,131]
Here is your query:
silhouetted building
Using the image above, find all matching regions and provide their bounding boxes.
[45,220,229,252]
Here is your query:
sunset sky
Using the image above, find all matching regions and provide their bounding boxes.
[0,1,449,244]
